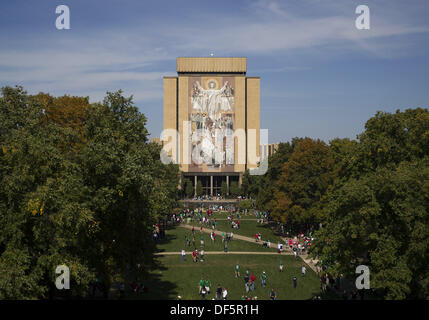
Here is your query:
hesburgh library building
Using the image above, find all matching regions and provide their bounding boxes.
[162,57,262,196]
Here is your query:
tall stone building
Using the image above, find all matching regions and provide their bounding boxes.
[162,57,260,196]
[260,143,279,160]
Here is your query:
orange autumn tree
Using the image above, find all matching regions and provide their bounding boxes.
[271,138,336,229]
[34,93,90,152]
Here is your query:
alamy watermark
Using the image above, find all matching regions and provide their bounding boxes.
[355,5,370,30]
[160,124,269,176]
[55,5,70,30]
[55,5,370,31]
[355,265,370,289]
[55,265,70,290]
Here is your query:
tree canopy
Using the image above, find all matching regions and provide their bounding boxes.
[0,86,179,299]
[243,108,429,299]
[310,108,429,299]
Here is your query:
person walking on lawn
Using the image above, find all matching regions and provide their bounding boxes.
[250,273,256,291]
[261,271,267,287]
[235,263,240,278]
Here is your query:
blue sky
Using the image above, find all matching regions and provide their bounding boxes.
[1,0,429,143]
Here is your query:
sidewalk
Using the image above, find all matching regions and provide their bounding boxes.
[280,236,319,272]
[155,251,292,255]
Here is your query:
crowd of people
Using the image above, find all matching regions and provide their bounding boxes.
[168,207,360,300]
[152,223,165,241]
[286,234,313,259]
[187,194,253,202]
[195,264,290,300]
[254,211,269,224]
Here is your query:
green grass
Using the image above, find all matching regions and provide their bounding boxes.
[156,225,277,253]
[140,254,321,300]
[139,216,321,300]
[185,219,283,243]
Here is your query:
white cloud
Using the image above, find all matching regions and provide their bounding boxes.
[0,0,428,103]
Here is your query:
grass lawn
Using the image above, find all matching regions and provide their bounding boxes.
[185,219,283,243]
[140,216,323,300]
[156,225,277,253]
[140,254,321,300]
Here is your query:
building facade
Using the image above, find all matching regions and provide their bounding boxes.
[162,57,260,196]
[260,143,279,160]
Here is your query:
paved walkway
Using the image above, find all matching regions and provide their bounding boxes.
[280,237,319,272]
[196,218,257,221]
[155,251,292,256]
[178,224,319,272]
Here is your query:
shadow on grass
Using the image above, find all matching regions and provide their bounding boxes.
[256,222,284,238]
[155,234,178,253]
[137,225,181,299]
[130,257,178,300]
[309,289,341,300]
[154,223,182,253]
[309,286,382,300]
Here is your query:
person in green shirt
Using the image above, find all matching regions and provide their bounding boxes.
[235,263,240,278]
[199,278,205,294]
[204,279,211,294]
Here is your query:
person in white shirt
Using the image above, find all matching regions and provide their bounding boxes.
[181,249,186,261]
[222,288,228,300]
[302,265,306,277]
[200,249,204,262]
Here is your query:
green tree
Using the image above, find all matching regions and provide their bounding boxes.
[79,90,179,291]
[0,86,94,298]
[312,108,429,299]
[238,199,253,211]
[185,179,194,198]
[196,180,203,197]
[346,108,429,178]
[241,170,262,199]
[221,181,228,196]
[255,140,299,211]
[229,181,240,197]
[0,86,179,299]
[271,138,336,229]
[312,159,429,299]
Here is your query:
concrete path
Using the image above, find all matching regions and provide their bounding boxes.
[195,218,258,221]
[280,237,319,273]
[155,251,292,255]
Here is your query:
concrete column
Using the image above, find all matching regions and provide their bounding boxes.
[210,176,213,196]
[194,175,197,197]
[226,175,230,195]
[239,173,243,187]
